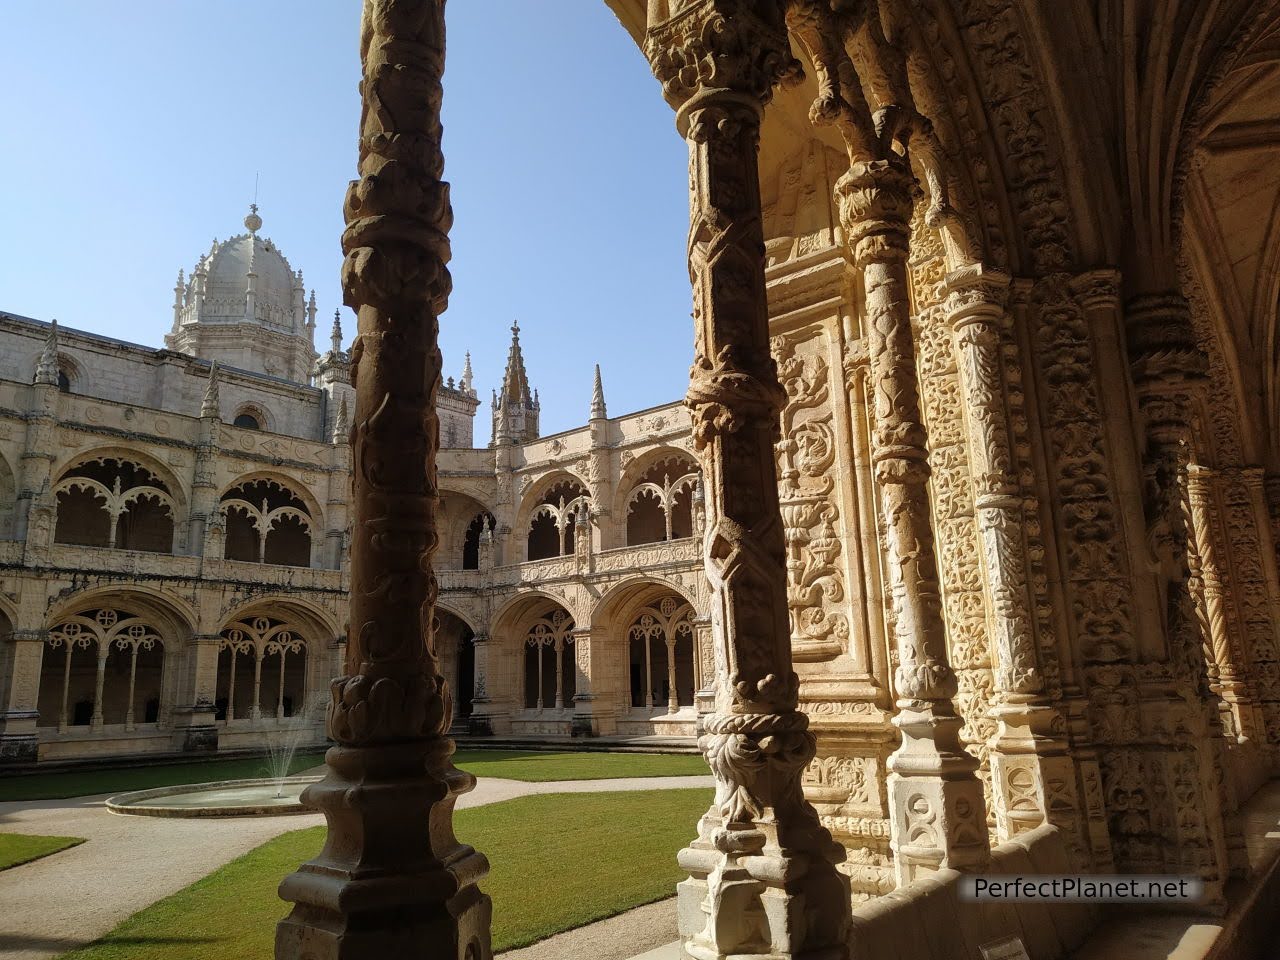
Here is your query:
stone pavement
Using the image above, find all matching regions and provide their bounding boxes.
[0,773,711,960]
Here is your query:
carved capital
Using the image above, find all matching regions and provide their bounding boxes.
[835,158,917,267]
[944,263,1012,329]
[644,0,798,120]
[1068,268,1121,310]
[1124,293,1207,395]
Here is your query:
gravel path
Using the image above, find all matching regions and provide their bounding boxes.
[0,773,711,960]
[501,898,680,960]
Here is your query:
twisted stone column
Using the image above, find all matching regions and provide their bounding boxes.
[946,265,1085,850]
[645,3,850,956]
[275,3,491,958]
[835,159,988,884]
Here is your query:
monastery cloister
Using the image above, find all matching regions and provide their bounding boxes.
[4,0,1280,958]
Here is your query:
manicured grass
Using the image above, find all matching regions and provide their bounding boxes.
[0,752,328,803]
[57,788,712,959]
[452,749,707,782]
[0,749,706,802]
[0,832,86,870]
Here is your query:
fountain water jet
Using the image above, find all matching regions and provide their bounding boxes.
[107,694,330,818]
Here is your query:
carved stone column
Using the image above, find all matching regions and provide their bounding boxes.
[836,158,988,884]
[1125,293,1233,898]
[645,3,850,957]
[1186,465,1258,733]
[275,4,492,958]
[945,264,1085,853]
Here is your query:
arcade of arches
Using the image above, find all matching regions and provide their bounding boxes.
[268,2,1280,959]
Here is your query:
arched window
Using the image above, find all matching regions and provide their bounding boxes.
[53,458,176,553]
[625,456,699,546]
[526,479,590,561]
[220,478,313,566]
[57,370,71,394]
[523,608,575,710]
[38,608,166,731]
[215,616,307,722]
[233,413,260,430]
[628,597,694,712]
[462,512,495,570]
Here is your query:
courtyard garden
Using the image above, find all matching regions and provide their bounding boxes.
[0,748,707,801]
[52,788,710,959]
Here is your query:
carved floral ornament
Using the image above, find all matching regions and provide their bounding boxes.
[47,608,163,656]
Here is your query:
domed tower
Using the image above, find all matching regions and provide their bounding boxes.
[166,205,319,383]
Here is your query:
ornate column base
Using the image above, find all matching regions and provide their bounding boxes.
[276,740,492,960]
[989,698,1090,866]
[887,703,989,886]
[676,716,850,960]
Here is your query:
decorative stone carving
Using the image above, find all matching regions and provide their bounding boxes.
[275,3,491,958]
[644,2,851,956]
[774,331,849,662]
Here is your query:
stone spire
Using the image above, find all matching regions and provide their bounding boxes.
[172,269,186,328]
[34,320,60,386]
[589,364,607,420]
[461,352,475,396]
[501,322,532,407]
[490,321,539,445]
[332,395,348,443]
[201,361,221,419]
[330,309,343,356]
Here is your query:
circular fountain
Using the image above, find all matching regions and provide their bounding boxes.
[106,775,322,818]
[108,700,328,818]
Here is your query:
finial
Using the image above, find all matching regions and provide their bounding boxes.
[201,360,221,418]
[332,395,349,443]
[511,320,520,340]
[244,202,262,235]
[35,320,60,386]
[590,364,607,419]
[461,352,475,393]
[330,309,343,354]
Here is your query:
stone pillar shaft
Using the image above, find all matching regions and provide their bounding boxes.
[837,159,988,883]
[0,631,44,764]
[946,265,1087,854]
[275,3,491,958]
[645,3,850,957]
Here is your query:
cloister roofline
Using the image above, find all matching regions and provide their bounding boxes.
[516,398,686,447]
[0,310,325,395]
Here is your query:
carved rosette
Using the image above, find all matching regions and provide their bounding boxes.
[646,3,850,957]
[276,4,492,959]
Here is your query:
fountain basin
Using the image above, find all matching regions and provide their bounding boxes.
[106,776,323,818]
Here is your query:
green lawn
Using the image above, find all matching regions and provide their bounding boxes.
[453,749,707,783]
[0,749,706,802]
[57,788,711,959]
[0,832,86,870]
[0,752,329,803]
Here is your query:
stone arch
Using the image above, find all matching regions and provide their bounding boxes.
[593,576,700,721]
[615,447,700,546]
[231,402,271,432]
[434,606,476,723]
[38,589,192,733]
[518,472,591,562]
[491,592,579,718]
[219,472,321,567]
[213,597,336,725]
[439,487,496,570]
[53,455,179,553]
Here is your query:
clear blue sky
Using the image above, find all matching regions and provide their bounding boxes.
[0,2,693,441]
